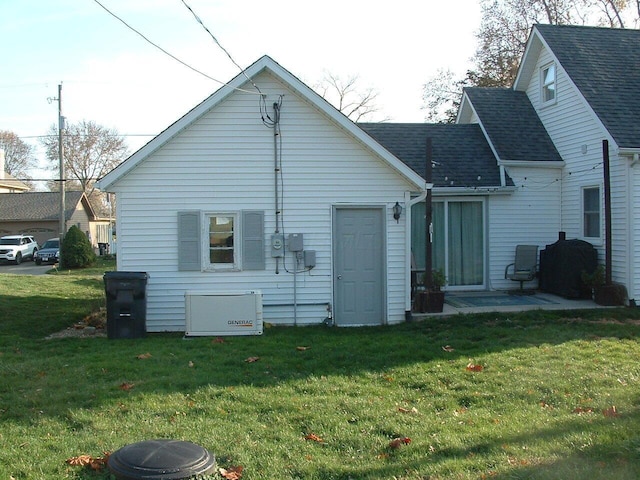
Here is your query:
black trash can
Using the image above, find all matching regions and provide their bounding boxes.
[104,271,149,339]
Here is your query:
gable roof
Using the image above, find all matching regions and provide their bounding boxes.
[518,24,640,149]
[460,87,563,163]
[97,55,425,191]
[0,191,94,222]
[358,123,513,189]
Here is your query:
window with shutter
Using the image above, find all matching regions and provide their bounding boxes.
[178,210,265,272]
[178,211,201,271]
[242,210,265,270]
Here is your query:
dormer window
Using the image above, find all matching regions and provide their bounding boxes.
[541,63,556,104]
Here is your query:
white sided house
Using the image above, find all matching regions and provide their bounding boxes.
[97,56,426,331]
[458,24,640,304]
[99,25,640,332]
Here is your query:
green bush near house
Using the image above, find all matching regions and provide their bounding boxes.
[60,225,97,269]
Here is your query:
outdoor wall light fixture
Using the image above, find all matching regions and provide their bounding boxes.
[393,201,403,223]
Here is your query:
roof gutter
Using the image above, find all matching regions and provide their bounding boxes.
[431,186,516,196]
[499,160,565,168]
[620,148,640,160]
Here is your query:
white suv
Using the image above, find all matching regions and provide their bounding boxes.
[0,235,39,264]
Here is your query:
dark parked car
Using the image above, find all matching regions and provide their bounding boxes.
[34,238,60,265]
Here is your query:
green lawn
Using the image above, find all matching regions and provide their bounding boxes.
[1,261,640,479]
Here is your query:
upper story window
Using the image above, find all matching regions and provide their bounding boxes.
[541,63,556,104]
[583,186,601,239]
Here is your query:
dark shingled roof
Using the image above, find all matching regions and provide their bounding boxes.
[358,123,511,188]
[0,191,87,221]
[535,24,640,149]
[464,88,562,162]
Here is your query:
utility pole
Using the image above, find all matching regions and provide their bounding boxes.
[55,84,66,267]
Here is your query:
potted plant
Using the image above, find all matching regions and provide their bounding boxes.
[414,269,446,313]
[581,265,605,299]
[581,265,626,306]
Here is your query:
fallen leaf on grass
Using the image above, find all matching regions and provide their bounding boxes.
[466,362,484,372]
[442,345,455,352]
[219,465,243,479]
[603,406,619,417]
[245,357,260,363]
[388,437,411,449]
[572,407,594,414]
[397,407,418,414]
[66,452,110,471]
[305,433,324,443]
[66,455,93,466]
[136,352,152,360]
[119,382,135,391]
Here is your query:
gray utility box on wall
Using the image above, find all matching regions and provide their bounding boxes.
[104,271,149,339]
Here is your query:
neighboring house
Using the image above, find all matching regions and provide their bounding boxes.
[457,24,640,303]
[0,191,110,247]
[98,24,639,332]
[0,149,29,193]
[0,173,29,194]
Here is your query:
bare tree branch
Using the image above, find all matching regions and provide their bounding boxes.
[314,72,388,122]
[40,120,128,215]
[0,130,37,184]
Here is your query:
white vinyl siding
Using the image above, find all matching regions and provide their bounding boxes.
[487,165,562,290]
[110,71,414,331]
[526,41,632,298]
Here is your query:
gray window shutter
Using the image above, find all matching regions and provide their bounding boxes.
[178,211,201,271]
[242,210,265,270]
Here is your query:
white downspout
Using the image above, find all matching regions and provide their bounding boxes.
[404,186,431,315]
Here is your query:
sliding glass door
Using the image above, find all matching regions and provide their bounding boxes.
[412,199,485,288]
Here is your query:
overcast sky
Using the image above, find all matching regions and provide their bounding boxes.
[1,0,481,181]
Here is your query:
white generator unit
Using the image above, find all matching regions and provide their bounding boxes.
[185,291,263,336]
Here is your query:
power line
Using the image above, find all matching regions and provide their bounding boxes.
[19,134,157,140]
[91,0,259,95]
[179,0,261,94]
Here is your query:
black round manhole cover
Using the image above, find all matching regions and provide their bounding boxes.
[108,439,216,480]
